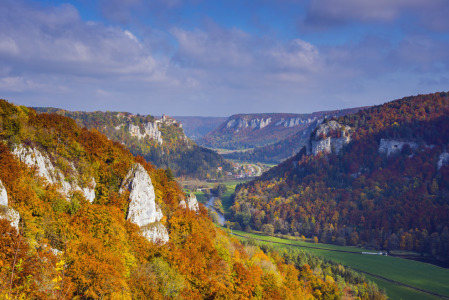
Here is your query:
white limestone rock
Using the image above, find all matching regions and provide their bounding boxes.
[13,144,58,184]
[120,164,168,243]
[378,139,418,157]
[180,193,199,212]
[0,182,20,231]
[438,152,449,170]
[0,206,20,231]
[310,120,352,155]
[141,222,169,244]
[179,199,186,209]
[227,117,272,130]
[12,145,96,202]
[187,193,199,211]
[81,178,96,203]
[0,180,7,206]
[128,122,163,144]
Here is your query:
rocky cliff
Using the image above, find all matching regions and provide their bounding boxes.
[226,117,272,130]
[275,116,316,127]
[0,179,20,230]
[12,145,96,202]
[378,139,418,156]
[199,109,363,150]
[309,120,352,155]
[128,122,163,144]
[180,193,199,212]
[438,152,449,170]
[120,163,169,243]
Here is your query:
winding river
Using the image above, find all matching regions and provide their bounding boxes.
[205,197,226,226]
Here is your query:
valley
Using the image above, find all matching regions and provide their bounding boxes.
[192,179,448,300]
[3,1,448,299]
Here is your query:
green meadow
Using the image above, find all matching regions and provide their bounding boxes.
[231,229,449,300]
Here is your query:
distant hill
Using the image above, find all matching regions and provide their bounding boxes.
[197,113,314,150]
[198,109,364,151]
[33,108,231,179]
[172,116,227,140]
[223,108,362,163]
[230,91,449,264]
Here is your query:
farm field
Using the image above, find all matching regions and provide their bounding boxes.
[231,229,449,300]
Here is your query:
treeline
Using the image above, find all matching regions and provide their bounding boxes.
[241,239,387,300]
[231,92,449,263]
[34,108,232,179]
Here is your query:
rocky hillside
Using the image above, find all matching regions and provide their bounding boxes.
[34,108,232,179]
[222,108,361,163]
[0,100,386,299]
[198,113,316,150]
[231,92,449,264]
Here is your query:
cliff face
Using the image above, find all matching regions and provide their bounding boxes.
[275,116,316,127]
[200,109,362,151]
[120,163,169,243]
[0,180,7,206]
[310,120,352,155]
[438,152,449,170]
[128,122,163,144]
[180,193,199,212]
[12,145,96,202]
[226,117,272,130]
[0,179,20,230]
[378,139,419,156]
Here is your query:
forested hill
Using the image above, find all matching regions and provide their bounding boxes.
[34,108,231,179]
[223,107,359,164]
[0,99,386,299]
[198,108,363,151]
[231,92,449,264]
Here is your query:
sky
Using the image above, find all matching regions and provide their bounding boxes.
[1,0,449,116]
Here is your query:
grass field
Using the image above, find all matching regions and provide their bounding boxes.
[231,229,449,300]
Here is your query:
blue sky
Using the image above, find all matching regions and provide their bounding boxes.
[1,0,449,116]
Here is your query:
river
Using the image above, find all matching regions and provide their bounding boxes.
[205,197,226,226]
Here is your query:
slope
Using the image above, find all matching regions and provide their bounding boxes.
[34,108,232,179]
[199,108,363,154]
[0,100,386,299]
[231,91,449,264]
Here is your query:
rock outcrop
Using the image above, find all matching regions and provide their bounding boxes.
[309,120,351,155]
[12,145,96,202]
[275,117,316,127]
[180,193,199,212]
[378,139,418,156]
[120,163,168,243]
[141,223,170,244]
[128,122,163,144]
[226,117,272,130]
[0,180,7,207]
[438,152,449,170]
[0,179,20,231]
